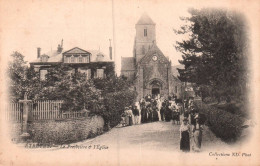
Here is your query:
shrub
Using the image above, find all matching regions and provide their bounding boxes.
[104,90,137,128]
[92,77,137,128]
[194,101,245,142]
[28,115,104,144]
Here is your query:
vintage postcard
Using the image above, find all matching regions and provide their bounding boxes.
[0,0,260,165]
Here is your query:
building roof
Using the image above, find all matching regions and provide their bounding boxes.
[136,13,155,25]
[171,64,184,77]
[139,43,169,64]
[30,47,112,64]
[88,50,112,62]
[63,47,91,54]
[31,50,63,63]
[121,57,135,71]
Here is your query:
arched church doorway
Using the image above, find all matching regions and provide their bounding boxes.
[152,87,160,96]
[151,82,161,97]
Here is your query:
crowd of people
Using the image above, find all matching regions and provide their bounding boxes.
[119,94,206,153]
[120,94,183,126]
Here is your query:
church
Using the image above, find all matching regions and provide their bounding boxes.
[121,13,183,100]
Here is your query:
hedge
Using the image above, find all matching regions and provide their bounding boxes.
[26,115,104,144]
[194,101,245,142]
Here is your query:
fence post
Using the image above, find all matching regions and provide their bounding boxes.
[19,92,32,140]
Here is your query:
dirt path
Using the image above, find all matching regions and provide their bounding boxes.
[73,121,230,152]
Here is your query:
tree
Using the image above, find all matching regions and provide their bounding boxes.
[7,52,39,101]
[175,9,248,102]
[35,64,102,112]
[7,52,27,101]
[92,76,137,127]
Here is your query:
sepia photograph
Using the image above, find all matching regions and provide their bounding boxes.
[0,0,260,165]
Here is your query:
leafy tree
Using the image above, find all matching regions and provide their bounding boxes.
[35,64,101,112]
[8,53,136,127]
[7,52,42,101]
[92,76,137,127]
[7,52,27,101]
[175,9,248,103]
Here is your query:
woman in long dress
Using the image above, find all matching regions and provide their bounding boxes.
[124,108,130,126]
[180,117,190,152]
[192,114,203,152]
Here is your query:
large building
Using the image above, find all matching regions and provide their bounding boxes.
[30,40,114,80]
[121,13,183,100]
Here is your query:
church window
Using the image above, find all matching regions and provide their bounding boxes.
[144,29,147,37]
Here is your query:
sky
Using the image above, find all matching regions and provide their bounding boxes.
[0,0,193,74]
[1,0,259,75]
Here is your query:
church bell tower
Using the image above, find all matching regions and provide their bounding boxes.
[134,13,156,63]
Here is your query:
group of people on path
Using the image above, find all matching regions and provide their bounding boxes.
[119,95,205,153]
[179,99,206,153]
[120,94,183,126]
[120,105,140,127]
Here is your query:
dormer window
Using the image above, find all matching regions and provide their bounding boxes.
[71,56,75,63]
[79,56,83,63]
[96,53,104,62]
[40,54,49,62]
[144,29,147,37]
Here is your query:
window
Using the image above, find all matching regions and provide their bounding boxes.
[144,29,147,37]
[41,55,48,62]
[79,56,83,63]
[71,56,75,63]
[40,70,48,81]
[64,56,70,63]
[175,86,178,93]
[78,68,91,80]
[96,69,104,78]
[87,69,91,80]
[82,56,90,63]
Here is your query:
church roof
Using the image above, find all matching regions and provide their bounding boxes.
[139,43,169,64]
[121,57,135,71]
[172,64,184,77]
[136,13,155,25]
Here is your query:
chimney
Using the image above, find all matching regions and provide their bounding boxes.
[37,47,41,58]
[109,39,112,60]
[57,39,63,53]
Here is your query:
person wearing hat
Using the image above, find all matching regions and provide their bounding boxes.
[132,105,140,125]
[128,106,133,126]
[179,117,190,152]
[124,107,130,126]
[192,114,203,152]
